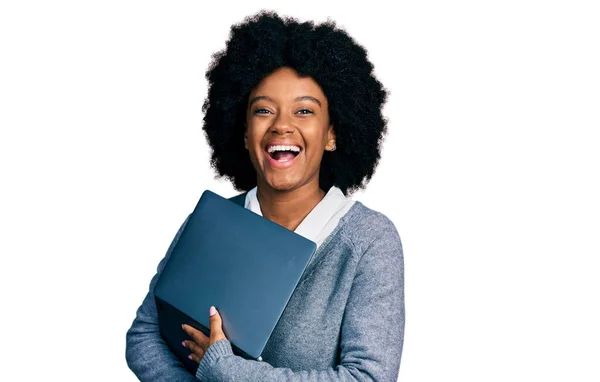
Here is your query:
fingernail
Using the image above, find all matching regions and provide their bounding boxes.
[181,324,185,330]
[182,341,186,347]
[188,354,193,360]
[209,306,217,316]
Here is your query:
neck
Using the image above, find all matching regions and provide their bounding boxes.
[256,180,326,231]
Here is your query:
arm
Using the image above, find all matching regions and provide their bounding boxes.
[125,215,198,381]
[196,221,405,381]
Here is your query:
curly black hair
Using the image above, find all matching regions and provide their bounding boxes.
[202,10,389,196]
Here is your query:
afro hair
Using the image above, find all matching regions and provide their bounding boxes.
[202,10,389,196]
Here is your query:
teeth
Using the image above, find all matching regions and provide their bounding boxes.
[267,145,301,153]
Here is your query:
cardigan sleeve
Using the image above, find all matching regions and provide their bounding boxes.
[125,215,198,381]
[195,220,405,382]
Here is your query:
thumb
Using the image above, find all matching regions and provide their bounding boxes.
[208,306,227,345]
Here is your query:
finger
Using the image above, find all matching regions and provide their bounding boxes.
[182,340,205,358]
[208,306,227,345]
[188,352,201,364]
[181,324,209,347]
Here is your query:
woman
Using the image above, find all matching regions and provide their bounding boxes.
[126,11,404,381]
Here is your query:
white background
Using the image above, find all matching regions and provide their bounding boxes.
[1,1,599,381]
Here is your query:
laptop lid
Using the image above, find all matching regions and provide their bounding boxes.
[154,189,317,367]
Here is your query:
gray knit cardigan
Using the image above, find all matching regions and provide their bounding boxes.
[126,196,405,381]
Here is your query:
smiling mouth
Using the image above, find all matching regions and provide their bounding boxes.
[266,145,302,162]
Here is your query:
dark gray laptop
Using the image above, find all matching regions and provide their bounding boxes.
[154,190,317,373]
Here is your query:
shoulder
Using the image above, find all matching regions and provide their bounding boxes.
[340,202,404,288]
[338,201,402,254]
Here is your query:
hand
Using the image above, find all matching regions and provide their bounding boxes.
[181,306,228,364]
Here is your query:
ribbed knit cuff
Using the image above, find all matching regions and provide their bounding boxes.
[195,339,234,380]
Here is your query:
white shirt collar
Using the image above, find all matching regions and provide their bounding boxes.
[244,186,355,248]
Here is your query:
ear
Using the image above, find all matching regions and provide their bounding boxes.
[244,125,248,150]
[325,124,336,151]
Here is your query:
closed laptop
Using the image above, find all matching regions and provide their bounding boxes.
[154,190,317,373]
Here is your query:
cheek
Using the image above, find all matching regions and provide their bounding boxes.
[245,124,261,146]
[245,126,266,162]
[305,125,330,151]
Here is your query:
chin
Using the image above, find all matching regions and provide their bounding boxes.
[263,174,302,192]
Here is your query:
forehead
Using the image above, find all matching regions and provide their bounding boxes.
[249,67,327,100]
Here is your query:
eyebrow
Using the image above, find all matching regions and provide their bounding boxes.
[248,95,322,108]
[294,96,321,107]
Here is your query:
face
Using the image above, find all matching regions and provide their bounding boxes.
[244,67,336,192]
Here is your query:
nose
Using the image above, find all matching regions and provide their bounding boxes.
[269,113,295,135]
